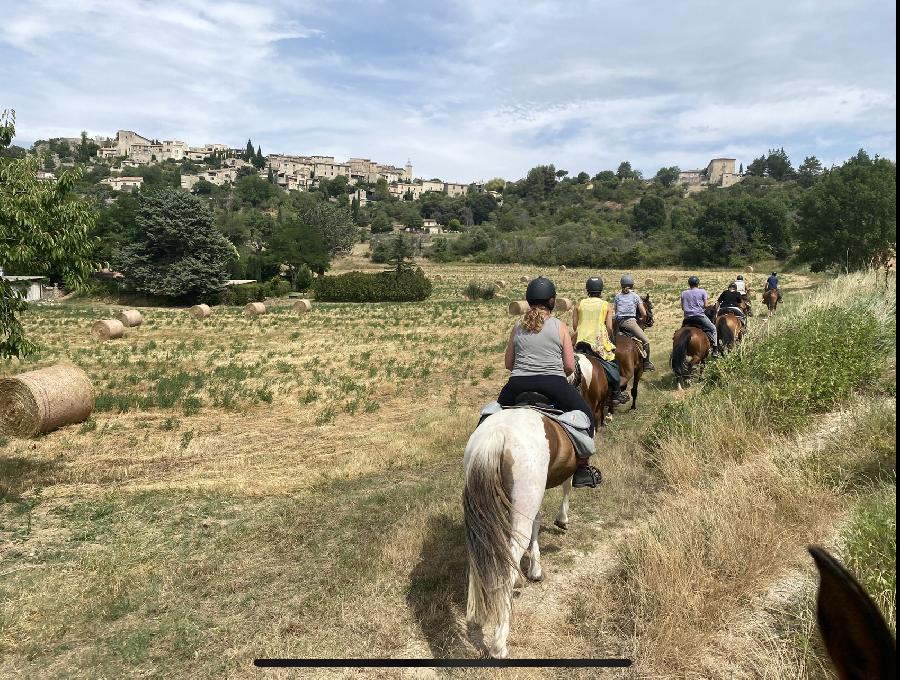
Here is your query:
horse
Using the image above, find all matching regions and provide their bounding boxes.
[763,288,779,314]
[614,293,654,410]
[810,545,896,679]
[671,324,711,390]
[573,350,613,427]
[463,358,610,658]
[716,300,749,353]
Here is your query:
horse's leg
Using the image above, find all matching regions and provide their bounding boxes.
[631,365,641,410]
[527,516,543,582]
[554,476,572,531]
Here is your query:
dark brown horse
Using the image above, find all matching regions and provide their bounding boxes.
[716,299,750,352]
[614,293,654,410]
[671,325,711,389]
[763,288,779,314]
[574,351,614,427]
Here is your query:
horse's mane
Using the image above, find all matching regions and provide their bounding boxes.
[718,315,735,348]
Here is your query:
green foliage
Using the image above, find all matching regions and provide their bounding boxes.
[633,194,667,232]
[463,281,497,300]
[654,166,681,187]
[235,175,277,208]
[314,268,432,302]
[384,234,415,274]
[796,150,896,272]
[0,110,98,358]
[116,188,234,303]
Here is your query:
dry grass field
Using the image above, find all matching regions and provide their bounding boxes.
[2,261,893,679]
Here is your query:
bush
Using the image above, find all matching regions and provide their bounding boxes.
[266,275,291,298]
[292,264,313,292]
[314,268,432,302]
[221,283,264,305]
[463,281,497,300]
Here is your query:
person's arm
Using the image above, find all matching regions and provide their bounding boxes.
[504,325,516,371]
[571,304,579,334]
[605,306,614,338]
[560,323,576,375]
[637,296,647,320]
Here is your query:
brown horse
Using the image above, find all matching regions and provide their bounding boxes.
[614,293,654,410]
[716,312,744,352]
[671,325,711,389]
[763,288,779,314]
[574,350,614,427]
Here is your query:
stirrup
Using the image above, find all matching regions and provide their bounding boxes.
[572,465,602,488]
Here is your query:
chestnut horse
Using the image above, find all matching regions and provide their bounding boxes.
[614,293,654,410]
[671,325,711,389]
[763,288,779,314]
[463,352,610,658]
[716,313,744,352]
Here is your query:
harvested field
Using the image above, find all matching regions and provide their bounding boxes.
[2,263,892,679]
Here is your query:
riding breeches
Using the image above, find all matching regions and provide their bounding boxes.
[498,375,596,438]
[617,318,650,347]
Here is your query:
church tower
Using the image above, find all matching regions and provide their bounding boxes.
[404,158,413,181]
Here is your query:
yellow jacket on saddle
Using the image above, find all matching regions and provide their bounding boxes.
[575,298,616,361]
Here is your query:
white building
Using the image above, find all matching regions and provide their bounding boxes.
[1,275,46,302]
[102,176,144,191]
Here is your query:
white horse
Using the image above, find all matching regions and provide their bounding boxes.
[462,406,580,658]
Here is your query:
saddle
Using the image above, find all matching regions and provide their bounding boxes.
[478,400,596,457]
[682,316,711,330]
[512,392,562,413]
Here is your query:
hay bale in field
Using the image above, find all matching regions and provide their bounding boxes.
[292,299,312,313]
[508,300,530,315]
[0,363,95,437]
[91,319,124,341]
[116,309,143,327]
[520,275,529,283]
[556,297,573,312]
[433,274,443,281]
[558,265,567,272]
[494,279,507,289]
[189,304,212,319]
[668,274,680,284]
[745,265,754,273]
[245,302,267,316]
[644,278,656,287]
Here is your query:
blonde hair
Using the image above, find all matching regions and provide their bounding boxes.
[521,305,548,333]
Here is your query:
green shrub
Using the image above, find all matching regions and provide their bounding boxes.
[221,283,261,306]
[292,264,313,292]
[266,276,291,298]
[463,281,497,300]
[313,268,432,302]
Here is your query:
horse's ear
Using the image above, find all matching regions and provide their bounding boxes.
[809,546,896,680]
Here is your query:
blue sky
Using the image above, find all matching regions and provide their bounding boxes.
[1,0,895,182]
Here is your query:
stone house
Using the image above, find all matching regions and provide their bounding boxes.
[678,158,743,194]
[101,176,144,191]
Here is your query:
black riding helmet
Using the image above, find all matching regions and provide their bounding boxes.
[620,274,635,289]
[526,276,556,310]
[586,276,604,294]
[688,275,700,287]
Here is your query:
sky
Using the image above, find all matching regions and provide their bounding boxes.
[1,0,895,182]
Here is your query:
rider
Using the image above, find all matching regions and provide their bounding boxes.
[573,276,629,405]
[765,271,782,302]
[681,276,719,357]
[717,282,747,327]
[499,276,601,488]
[734,274,747,296]
[614,275,655,371]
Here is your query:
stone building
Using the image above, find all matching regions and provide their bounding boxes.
[101,176,144,191]
[678,158,742,194]
[180,168,238,190]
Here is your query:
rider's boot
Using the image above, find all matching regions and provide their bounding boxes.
[615,382,630,404]
[572,457,602,488]
[642,343,656,371]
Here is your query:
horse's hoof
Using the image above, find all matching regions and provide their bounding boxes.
[554,520,568,531]
[528,571,544,582]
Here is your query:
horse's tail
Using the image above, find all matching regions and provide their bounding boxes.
[671,328,693,377]
[718,316,735,350]
[463,425,518,629]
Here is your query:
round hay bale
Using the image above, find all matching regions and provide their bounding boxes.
[245,302,267,316]
[433,274,443,281]
[0,363,95,437]
[189,304,212,319]
[508,300,530,315]
[558,265,567,272]
[292,299,312,313]
[116,309,143,327]
[745,265,754,273]
[644,278,656,287]
[519,275,529,283]
[668,274,680,284]
[494,279,507,289]
[556,297,573,312]
[91,319,125,341]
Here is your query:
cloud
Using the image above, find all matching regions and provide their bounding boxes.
[0,0,895,180]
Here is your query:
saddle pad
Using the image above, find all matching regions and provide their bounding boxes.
[479,401,596,457]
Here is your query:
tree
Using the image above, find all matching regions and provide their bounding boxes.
[385,234,415,274]
[374,177,391,201]
[798,155,823,188]
[370,211,392,234]
[300,202,356,271]
[653,166,681,188]
[746,155,767,177]
[253,145,265,169]
[765,147,795,181]
[116,188,234,303]
[484,177,505,192]
[244,139,254,161]
[235,174,277,207]
[0,110,97,358]
[467,191,498,225]
[520,165,557,200]
[796,150,896,271]
[616,161,635,181]
[632,195,667,232]
[268,217,330,283]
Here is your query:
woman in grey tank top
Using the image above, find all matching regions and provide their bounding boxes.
[495,277,600,488]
